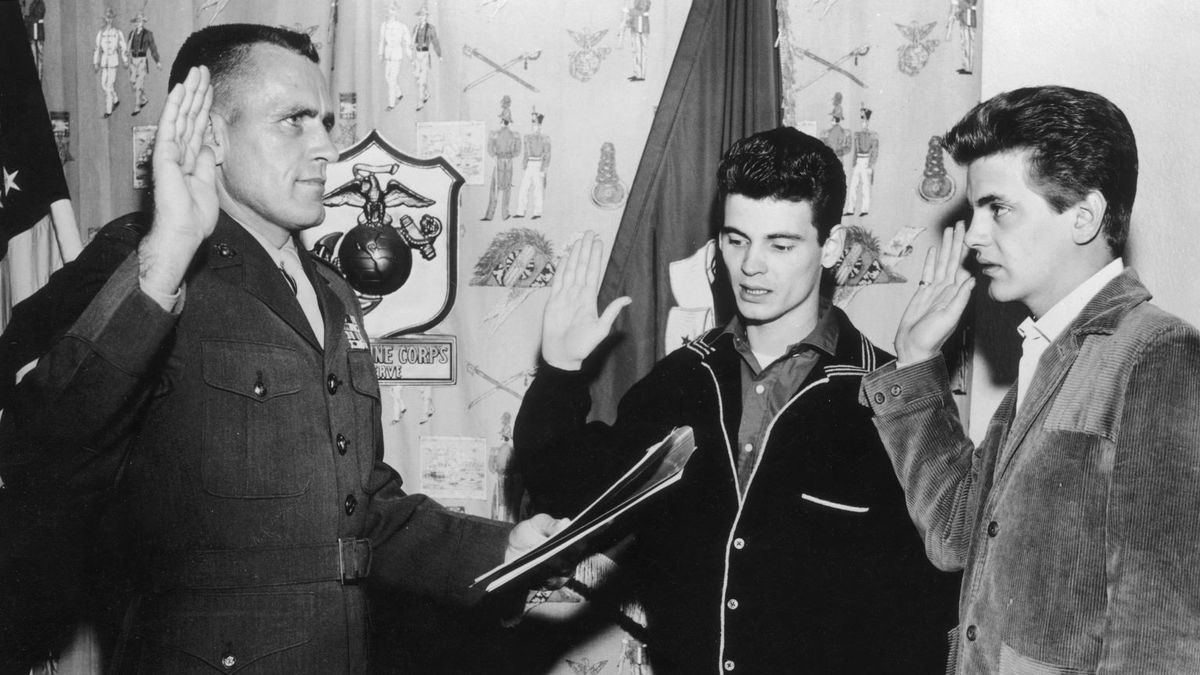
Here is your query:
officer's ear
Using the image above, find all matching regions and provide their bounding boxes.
[207,112,226,165]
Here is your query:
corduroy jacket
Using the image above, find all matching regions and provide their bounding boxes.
[516,307,959,674]
[862,269,1200,673]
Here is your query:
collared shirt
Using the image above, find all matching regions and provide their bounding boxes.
[242,225,325,348]
[1016,257,1124,410]
[725,304,839,496]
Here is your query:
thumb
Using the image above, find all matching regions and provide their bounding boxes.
[598,296,632,329]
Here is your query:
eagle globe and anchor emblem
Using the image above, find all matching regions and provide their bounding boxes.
[303,130,463,336]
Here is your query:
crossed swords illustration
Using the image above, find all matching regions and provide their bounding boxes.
[465,362,535,409]
[796,44,870,91]
[462,45,542,92]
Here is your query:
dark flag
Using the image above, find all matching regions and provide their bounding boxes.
[0,0,69,261]
[589,0,779,421]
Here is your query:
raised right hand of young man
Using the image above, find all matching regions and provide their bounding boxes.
[540,231,632,371]
[893,221,976,368]
[138,66,217,305]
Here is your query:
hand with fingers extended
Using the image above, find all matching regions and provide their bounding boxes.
[894,221,976,368]
[138,66,218,304]
[540,231,632,371]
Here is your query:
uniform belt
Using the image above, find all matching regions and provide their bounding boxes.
[131,52,147,57]
[151,538,372,590]
[415,47,430,52]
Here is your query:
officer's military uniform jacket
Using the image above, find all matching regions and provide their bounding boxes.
[0,213,509,673]
[514,307,959,674]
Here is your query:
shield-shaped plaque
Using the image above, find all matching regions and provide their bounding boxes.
[302,130,463,337]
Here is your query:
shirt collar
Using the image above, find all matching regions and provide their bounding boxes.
[722,299,840,360]
[239,220,297,266]
[1019,258,1124,344]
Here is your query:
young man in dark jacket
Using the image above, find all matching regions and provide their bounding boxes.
[515,127,959,673]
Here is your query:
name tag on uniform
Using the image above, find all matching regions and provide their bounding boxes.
[343,315,369,351]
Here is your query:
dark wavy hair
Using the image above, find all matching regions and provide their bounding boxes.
[943,85,1137,256]
[717,127,847,243]
[169,24,318,118]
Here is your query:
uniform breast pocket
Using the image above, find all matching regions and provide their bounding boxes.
[346,350,382,490]
[201,340,312,499]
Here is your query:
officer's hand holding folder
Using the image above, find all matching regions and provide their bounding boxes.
[469,426,697,599]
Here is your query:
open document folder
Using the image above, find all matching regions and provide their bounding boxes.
[469,426,697,598]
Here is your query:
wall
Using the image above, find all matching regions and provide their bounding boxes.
[968,0,1200,438]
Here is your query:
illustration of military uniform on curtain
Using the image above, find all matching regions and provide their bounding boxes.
[514,111,550,219]
[946,0,978,74]
[844,105,878,217]
[379,0,413,110]
[482,96,521,221]
[411,6,441,111]
[93,8,128,118]
[127,12,161,116]
[620,0,650,81]
[821,93,852,170]
[22,0,45,80]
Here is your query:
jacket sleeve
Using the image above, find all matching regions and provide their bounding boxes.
[513,360,683,518]
[1,252,177,487]
[1099,324,1200,672]
[860,356,982,571]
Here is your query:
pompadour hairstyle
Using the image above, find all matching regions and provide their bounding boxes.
[717,126,847,242]
[943,85,1138,256]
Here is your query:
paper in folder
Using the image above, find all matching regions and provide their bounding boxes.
[469,426,696,597]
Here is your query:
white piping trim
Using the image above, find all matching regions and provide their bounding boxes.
[701,359,739,675]
[801,493,870,513]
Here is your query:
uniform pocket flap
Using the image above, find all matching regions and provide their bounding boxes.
[148,591,314,672]
[202,340,302,402]
[801,493,870,513]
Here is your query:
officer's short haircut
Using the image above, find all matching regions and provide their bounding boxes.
[168,24,318,120]
[943,85,1138,256]
[716,126,846,243]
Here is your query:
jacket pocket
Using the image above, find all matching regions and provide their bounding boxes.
[346,350,384,490]
[999,642,1094,675]
[201,340,312,498]
[140,591,314,673]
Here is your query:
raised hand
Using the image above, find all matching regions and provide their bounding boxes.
[540,231,632,371]
[138,66,218,300]
[894,221,976,367]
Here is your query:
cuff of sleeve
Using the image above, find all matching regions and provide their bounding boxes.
[861,355,950,416]
[66,254,179,376]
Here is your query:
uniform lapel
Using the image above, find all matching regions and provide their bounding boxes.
[211,214,323,351]
[298,248,348,356]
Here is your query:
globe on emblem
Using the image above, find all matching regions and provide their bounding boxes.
[338,224,413,295]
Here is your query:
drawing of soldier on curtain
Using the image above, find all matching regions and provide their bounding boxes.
[93,8,128,118]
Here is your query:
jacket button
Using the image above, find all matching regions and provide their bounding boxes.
[726,598,739,610]
[966,625,978,641]
[214,242,235,258]
[732,537,745,550]
[873,392,885,404]
[890,384,902,396]
[221,653,237,668]
[344,494,357,515]
[336,434,349,455]
[723,659,736,671]
[253,382,266,398]
[987,521,999,537]
[754,384,765,395]
[327,373,340,394]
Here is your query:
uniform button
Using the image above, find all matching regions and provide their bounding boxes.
[754,384,765,395]
[966,625,978,641]
[743,442,753,453]
[723,659,736,671]
[890,384,903,396]
[327,373,340,394]
[987,521,999,537]
[733,537,745,550]
[221,653,237,669]
[214,242,236,258]
[336,434,349,455]
[344,494,358,515]
[873,392,885,404]
[727,598,739,610]
[253,382,266,398]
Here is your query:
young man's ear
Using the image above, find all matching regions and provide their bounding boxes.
[820,224,848,269]
[1071,189,1107,246]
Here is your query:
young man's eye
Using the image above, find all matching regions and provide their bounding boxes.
[990,203,1010,217]
[771,243,794,252]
